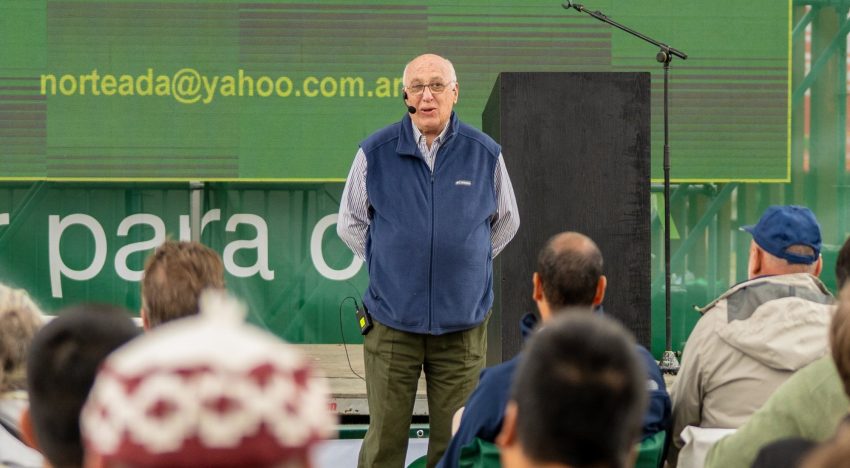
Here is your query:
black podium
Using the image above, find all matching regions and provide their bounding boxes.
[483,72,651,363]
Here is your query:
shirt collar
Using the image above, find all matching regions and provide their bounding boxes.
[412,119,451,147]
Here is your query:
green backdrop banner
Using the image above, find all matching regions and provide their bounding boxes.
[0,0,790,182]
[0,182,367,343]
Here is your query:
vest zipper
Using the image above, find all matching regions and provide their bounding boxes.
[428,170,435,333]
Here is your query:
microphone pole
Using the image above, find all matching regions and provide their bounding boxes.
[562,1,687,374]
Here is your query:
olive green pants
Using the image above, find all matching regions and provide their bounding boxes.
[358,318,488,468]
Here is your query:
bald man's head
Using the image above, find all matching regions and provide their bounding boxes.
[402,53,457,86]
[536,232,604,308]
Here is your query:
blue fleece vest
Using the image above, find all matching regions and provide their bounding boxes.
[362,112,499,334]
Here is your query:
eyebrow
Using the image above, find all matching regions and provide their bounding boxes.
[409,77,450,84]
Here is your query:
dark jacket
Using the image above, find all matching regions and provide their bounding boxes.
[437,313,672,468]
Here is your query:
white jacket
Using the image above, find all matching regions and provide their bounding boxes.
[669,273,834,460]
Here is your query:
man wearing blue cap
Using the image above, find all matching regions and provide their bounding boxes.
[668,205,835,466]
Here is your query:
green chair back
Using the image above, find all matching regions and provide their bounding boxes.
[457,437,502,468]
[635,430,668,468]
[407,454,428,468]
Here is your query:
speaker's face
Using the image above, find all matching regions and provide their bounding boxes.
[403,54,458,140]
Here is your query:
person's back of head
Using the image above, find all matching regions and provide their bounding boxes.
[141,240,225,328]
[497,313,647,468]
[534,232,605,318]
[25,303,140,468]
[830,284,850,399]
[832,239,850,400]
[82,291,335,468]
[836,236,850,289]
[743,205,823,279]
[0,284,43,392]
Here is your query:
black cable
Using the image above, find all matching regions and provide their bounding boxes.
[339,296,367,382]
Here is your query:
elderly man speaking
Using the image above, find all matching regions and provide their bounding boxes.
[337,53,519,468]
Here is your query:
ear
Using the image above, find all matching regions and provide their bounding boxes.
[20,407,39,451]
[453,81,459,103]
[747,241,763,279]
[141,308,150,331]
[533,273,553,322]
[593,275,607,306]
[532,272,544,303]
[496,401,519,448]
[813,255,823,277]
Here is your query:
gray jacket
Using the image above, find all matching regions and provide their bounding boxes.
[669,273,834,461]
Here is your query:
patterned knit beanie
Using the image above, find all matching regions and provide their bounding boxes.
[81,291,336,467]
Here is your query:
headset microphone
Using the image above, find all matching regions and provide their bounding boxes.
[403,91,416,114]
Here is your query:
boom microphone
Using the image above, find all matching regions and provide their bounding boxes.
[403,91,416,114]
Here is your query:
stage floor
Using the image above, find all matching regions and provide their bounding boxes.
[304,344,676,417]
[303,344,428,416]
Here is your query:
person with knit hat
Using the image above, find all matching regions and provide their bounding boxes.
[81,291,336,468]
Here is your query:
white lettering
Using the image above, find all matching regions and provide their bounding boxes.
[48,214,107,298]
[223,214,274,280]
[0,213,8,226]
[114,214,166,281]
[179,215,191,241]
[311,214,363,280]
[201,209,221,233]
[37,210,295,296]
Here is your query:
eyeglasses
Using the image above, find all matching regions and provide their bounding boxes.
[405,81,455,96]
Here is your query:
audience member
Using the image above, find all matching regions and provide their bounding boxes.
[746,279,850,467]
[496,313,647,468]
[438,232,670,468]
[0,283,44,468]
[669,205,834,464]
[81,291,336,468]
[836,236,850,289]
[706,235,850,468]
[22,304,141,468]
[140,240,225,329]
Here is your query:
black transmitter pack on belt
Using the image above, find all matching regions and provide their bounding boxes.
[356,304,373,335]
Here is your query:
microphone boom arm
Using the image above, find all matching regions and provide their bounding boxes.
[562,2,687,60]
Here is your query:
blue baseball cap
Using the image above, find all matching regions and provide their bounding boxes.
[741,205,822,264]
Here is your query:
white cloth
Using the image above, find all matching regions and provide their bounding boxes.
[677,426,737,468]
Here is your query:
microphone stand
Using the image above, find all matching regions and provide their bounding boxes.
[562,1,687,374]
